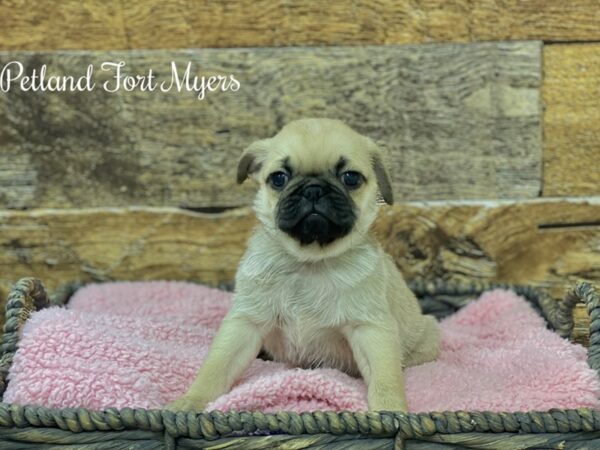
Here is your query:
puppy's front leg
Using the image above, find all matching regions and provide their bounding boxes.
[166,313,263,411]
[344,324,408,412]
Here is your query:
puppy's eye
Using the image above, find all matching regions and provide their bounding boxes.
[341,171,362,188]
[268,171,290,189]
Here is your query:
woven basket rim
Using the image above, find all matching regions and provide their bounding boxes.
[0,277,599,440]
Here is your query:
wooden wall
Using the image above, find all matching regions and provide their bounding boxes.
[0,1,599,312]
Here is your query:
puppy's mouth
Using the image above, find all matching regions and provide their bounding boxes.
[276,179,356,246]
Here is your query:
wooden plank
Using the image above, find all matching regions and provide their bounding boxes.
[467,1,600,42]
[0,43,542,209]
[1,198,598,342]
[0,207,256,299]
[1,1,600,50]
[0,0,126,51]
[543,44,600,197]
[373,199,600,298]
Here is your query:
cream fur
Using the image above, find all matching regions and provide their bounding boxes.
[167,118,440,412]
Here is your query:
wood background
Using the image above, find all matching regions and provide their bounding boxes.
[1,199,597,297]
[543,44,600,197]
[0,1,599,341]
[1,1,600,50]
[0,43,541,209]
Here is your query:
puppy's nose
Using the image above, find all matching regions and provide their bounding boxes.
[303,184,324,201]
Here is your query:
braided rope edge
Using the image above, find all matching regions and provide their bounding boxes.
[571,282,600,375]
[0,278,597,441]
[0,278,48,396]
[408,278,575,337]
[0,404,597,439]
[0,403,600,439]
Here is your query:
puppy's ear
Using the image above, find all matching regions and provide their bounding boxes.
[237,140,268,184]
[372,155,393,204]
[370,142,394,205]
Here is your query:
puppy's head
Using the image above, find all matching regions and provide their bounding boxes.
[237,118,393,261]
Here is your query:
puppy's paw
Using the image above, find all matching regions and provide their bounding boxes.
[165,394,209,412]
[369,394,408,412]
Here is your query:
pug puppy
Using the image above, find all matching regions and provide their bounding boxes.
[167,118,440,412]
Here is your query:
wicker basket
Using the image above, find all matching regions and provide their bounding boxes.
[0,277,599,449]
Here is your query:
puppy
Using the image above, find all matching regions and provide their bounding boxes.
[167,118,440,412]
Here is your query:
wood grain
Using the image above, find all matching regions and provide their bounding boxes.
[573,304,590,347]
[543,44,600,197]
[1,1,600,50]
[0,207,256,299]
[0,43,542,209]
[372,200,600,299]
[1,199,598,340]
[0,0,126,51]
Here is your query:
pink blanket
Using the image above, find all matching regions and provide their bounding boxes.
[4,281,600,412]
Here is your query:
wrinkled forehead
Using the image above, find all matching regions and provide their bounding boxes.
[266,123,373,173]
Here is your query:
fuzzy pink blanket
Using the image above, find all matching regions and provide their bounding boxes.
[4,281,600,412]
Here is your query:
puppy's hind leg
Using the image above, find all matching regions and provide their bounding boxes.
[403,315,440,368]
